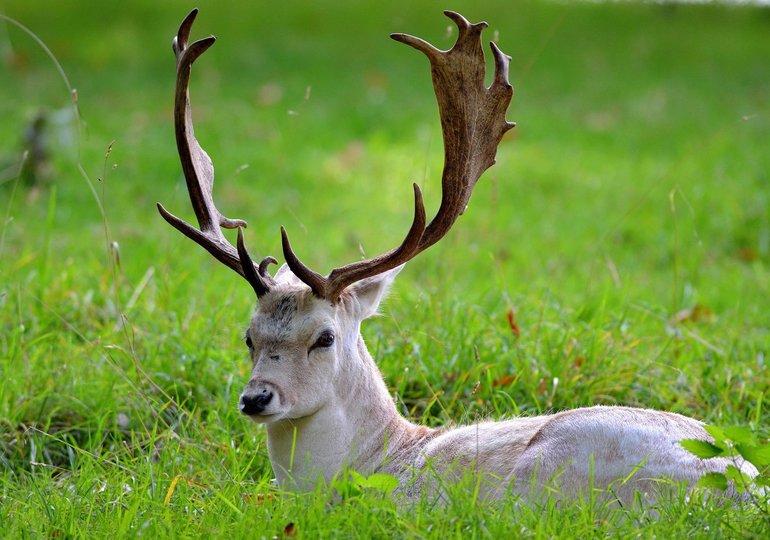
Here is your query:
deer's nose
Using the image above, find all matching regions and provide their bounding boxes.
[240,389,274,415]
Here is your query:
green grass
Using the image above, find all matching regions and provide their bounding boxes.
[1,0,769,537]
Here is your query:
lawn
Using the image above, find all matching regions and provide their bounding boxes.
[1,0,768,537]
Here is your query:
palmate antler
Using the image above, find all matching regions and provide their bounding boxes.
[160,9,514,303]
[283,11,515,300]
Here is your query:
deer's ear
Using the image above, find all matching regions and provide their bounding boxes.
[348,265,403,319]
[274,263,303,286]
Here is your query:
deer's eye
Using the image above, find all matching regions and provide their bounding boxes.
[245,335,254,350]
[311,330,335,351]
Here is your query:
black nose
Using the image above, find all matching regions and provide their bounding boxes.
[240,389,273,415]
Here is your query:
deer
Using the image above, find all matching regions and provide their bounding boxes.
[158,9,758,504]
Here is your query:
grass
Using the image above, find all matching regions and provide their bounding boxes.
[1,0,769,537]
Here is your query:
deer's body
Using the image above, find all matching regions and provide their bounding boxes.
[244,272,757,503]
[160,10,758,506]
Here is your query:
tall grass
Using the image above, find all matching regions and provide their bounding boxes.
[1,0,768,537]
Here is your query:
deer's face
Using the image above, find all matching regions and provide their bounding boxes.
[238,264,398,423]
[239,286,340,423]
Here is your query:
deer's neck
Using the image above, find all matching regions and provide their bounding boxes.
[265,336,436,489]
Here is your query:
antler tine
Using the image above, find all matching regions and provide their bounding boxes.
[282,183,427,300]
[282,11,514,302]
[158,8,275,297]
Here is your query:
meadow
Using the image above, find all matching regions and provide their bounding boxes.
[1,0,768,537]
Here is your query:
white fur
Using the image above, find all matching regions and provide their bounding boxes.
[239,268,758,503]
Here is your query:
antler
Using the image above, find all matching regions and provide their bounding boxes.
[160,10,512,303]
[281,10,515,301]
[157,9,276,297]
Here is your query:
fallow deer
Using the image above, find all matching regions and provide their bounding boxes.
[158,9,758,504]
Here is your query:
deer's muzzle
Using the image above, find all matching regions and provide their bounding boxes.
[239,388,274,416]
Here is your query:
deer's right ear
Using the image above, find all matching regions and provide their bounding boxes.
[348,265,404,319]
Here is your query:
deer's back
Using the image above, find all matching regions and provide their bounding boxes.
[411,406,757,502]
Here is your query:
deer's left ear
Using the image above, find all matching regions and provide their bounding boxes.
[274,263,304,286]
[347,265,404,319]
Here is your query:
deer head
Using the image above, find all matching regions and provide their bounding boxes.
[159,9,512,446]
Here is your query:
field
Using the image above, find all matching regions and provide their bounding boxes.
[1,0,768,537]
